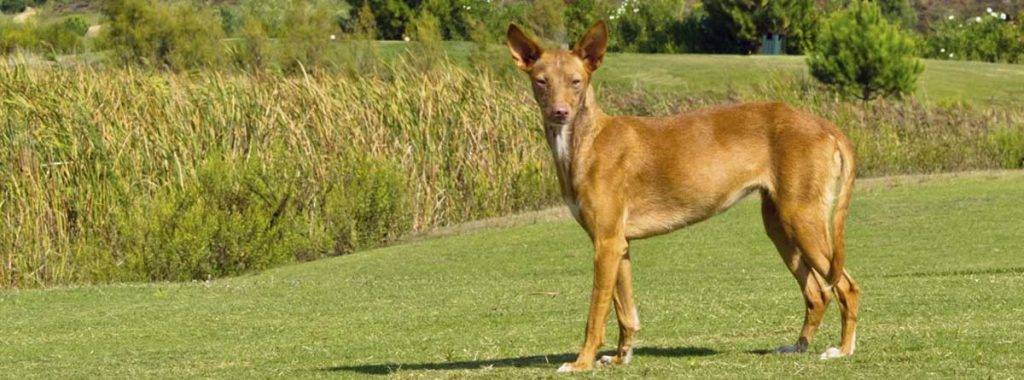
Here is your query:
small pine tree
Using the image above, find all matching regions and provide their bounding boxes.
[807,0,923,101]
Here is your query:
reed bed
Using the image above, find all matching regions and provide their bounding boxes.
[1,62,1022,288]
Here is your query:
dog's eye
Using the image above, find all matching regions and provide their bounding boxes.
[572,79,582,86]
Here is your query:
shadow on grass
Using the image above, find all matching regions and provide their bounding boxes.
[324,346,717,374]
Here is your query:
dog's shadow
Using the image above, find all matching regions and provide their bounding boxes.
[323,346,717,374]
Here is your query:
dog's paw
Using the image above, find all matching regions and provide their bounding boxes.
[557,362,594,373]
[598,349,633,366]
[774,344,807,354]
[819,347,846,360]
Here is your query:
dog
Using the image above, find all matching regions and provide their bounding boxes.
[506,21,862,372]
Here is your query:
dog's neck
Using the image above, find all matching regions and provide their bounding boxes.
[544,85,605,204]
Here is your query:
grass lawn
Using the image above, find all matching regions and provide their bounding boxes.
[380,41,1024,107]
[2,171,1023,377]
[601,53,1024,106]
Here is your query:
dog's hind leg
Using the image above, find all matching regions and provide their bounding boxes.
[822,270,860,359]
[775,199,859,359]
[762,196,832,354]
[600,250,639,366]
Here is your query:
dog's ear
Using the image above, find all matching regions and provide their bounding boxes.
[573,21,608,72]
[507,24,543,71]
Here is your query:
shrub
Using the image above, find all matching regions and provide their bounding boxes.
[101,0,226,70]
[229,14,272,70]
[924,10,1023,63]
[34,18,87,54]
[701,0,819,54]
[606,0,689,53]
[808,0,923,100]
[60,16,90,36]
[92,157,315,282]
[322,157,412,253]
[0,18,38,53]
[1,0,28,14]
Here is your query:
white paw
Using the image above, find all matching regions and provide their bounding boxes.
[819,347,845,360]
[775,344,804,354]
[557,363,575,373]
[598,350,633,365]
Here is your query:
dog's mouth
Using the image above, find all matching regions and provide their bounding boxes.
[544,116,571,128]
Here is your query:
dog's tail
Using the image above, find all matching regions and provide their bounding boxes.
[828,132,856,287]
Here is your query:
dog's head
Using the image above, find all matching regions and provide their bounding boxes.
[506,21,608,127]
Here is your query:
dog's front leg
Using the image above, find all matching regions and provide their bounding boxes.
[602,252,639,366]
[558,236,627,373]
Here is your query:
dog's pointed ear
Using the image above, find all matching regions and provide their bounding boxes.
[573,21,608,72]
[507,24,543,71]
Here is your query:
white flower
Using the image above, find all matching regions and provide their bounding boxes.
[330,34,336,40]
[403,35,410,42]
[975,16,982,22]
[949,53,955,58]
[940,48,945,53]
[986,7,993,13]
[1001,13,1007,20]
[633,8,639,13]
[948,15,955,20]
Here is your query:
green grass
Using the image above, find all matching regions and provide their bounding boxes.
[380,41,1024,106]
[2,171,1023,377]
[601,53,1024,106]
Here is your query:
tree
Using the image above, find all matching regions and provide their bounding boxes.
[807,0,923,100]
[701,0,818,54]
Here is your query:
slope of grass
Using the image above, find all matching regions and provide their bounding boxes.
[2,171,1023,377]
[382,42,1024,106]
[601,53,1024,106]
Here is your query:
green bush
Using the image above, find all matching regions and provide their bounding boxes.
[228,14,272,70]
[101,0,226,70]
[95,157,313,282]
[323,157,412,254]
[808,0,923,100]
[1,0,28,14]
[606,0,689,53]
[60,15,89,36]
[0,18,38,53]
[924,10,1023,64]
[34,18,86,54]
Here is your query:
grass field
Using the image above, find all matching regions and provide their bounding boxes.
[384,41,1024,106]
[2,171,1023,377]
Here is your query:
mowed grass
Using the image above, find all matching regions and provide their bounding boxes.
[601,53,1024,106]
[382,41,1024,106]
[2,171,1023,377]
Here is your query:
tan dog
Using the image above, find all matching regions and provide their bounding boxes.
[507,21,862,372]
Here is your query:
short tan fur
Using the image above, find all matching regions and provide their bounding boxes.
[507,21,862,372]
